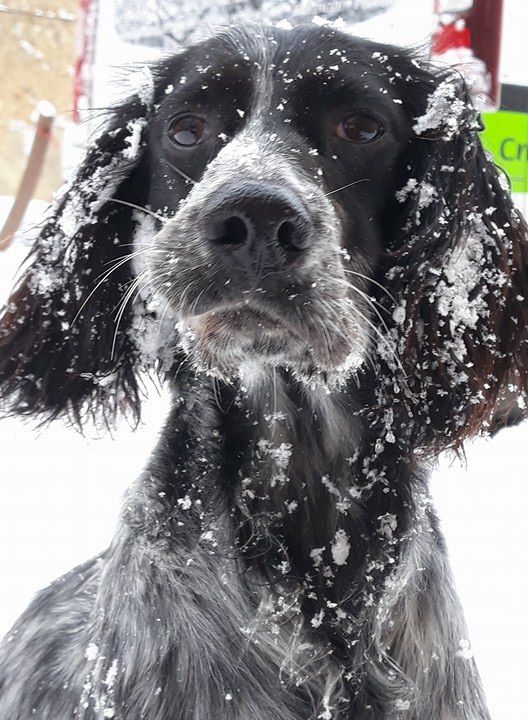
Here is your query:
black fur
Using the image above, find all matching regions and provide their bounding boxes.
[0,24,527,720]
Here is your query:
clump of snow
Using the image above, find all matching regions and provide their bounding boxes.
[392,300,406,325]
[310,547,325,568]
[311,609,325,628]
[275,19,293,30]
[395,699,411,711]
[257,440,292,485]
[123,118,147,160]
[331,529,350,566]
[104,659,119,689]
[311,14,350,32]
[436,234,487,331]
[396,179,438,219]
[177,495,192,510]
[321,475,352,513]
[85,642,99,661]
[457,638,474,660]
[128,65,155,107]
[432,215,507,354]
[377,513,397,540]
[395,178,418,203]
[413,78,475,140]
[417,182,438,209]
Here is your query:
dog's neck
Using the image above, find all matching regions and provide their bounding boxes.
[123,367,421,615]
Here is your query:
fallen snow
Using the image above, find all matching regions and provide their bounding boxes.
[331,529,351,565]
[413,78,472,140]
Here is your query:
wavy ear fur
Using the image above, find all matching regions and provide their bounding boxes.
[382,64,528,452]
[0,95,153,425]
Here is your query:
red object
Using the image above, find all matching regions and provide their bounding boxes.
[432,21,472,54]
[432,0,504,109]
[465,0,503,108]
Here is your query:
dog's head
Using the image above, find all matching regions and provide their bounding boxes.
[145,27,409,383]
[1,24,527,449]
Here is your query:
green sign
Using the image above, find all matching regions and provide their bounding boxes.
[481,111,528,193]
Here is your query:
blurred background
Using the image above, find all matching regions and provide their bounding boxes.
[0,2,527,719]
[1,0,526,208]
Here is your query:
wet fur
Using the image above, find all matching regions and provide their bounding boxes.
[1,24,527,720]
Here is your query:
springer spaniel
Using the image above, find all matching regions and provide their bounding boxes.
[0,23,526,720]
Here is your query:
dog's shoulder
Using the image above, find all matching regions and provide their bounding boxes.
[0,554,104,718]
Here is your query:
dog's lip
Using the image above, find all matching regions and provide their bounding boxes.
[181,299,307,343]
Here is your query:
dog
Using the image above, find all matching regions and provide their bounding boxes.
[0,22,526,720]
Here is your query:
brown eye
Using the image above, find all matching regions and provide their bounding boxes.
[169,115,207,146]
[336,114,384,143]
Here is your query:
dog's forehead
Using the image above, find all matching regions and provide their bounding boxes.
[168,26,402,108]
[200,25,393,68]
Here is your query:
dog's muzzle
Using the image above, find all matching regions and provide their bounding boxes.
[147,135,368,381]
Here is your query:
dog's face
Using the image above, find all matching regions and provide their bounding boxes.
[1,23,527,450]
[142,27,411,382]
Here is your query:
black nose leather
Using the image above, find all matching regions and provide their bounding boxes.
[202,184,313,266]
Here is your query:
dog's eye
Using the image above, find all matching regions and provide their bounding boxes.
[168,115,207,146]
[336,114,384,144]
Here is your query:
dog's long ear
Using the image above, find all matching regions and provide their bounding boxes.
[0,89,154,426]
[384,64,528,452]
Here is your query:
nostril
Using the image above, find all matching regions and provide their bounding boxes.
[207,215,249,245]
[223,216,248,244]
[276,220,307,252]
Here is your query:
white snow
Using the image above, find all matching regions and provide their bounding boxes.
[123,118,146,160]
[310,547,325,568]
[128,65,155,107]
[331,529,351,566]
[413,78,471,140]
[435,233,489,332]
[85,643,99,662]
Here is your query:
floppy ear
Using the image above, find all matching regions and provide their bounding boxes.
[382,66,528,452]
[0,93,153,426]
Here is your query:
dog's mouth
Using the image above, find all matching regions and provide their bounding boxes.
[177,297,366,383]
[180,301,306,365]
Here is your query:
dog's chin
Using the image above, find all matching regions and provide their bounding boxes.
[177,303,365,387]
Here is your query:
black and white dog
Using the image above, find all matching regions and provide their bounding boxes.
[0,23,527,720]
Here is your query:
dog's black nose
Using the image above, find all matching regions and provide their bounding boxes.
[203,184,313,262]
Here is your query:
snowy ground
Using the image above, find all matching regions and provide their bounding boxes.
[1,181,528,718]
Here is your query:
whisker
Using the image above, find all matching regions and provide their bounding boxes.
[108,198,168,223]
[71,248,158,326]
[333,297,408,382]
[111,272,150,360]
[333,278,392,334]
[101,246,164,269]
[333,277,390,316]
[324,178,370,197]
[342,269,397,305]
[161,157,197,186]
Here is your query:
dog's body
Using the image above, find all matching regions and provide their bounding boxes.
[0,23,527,720]
[0,383,488,720]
